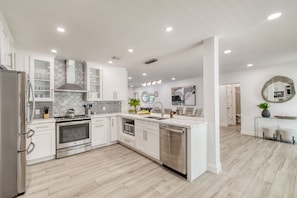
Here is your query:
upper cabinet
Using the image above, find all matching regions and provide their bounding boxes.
[85,62,103,101]
[15,51,55,101]
[103,67,128,101]
[30,55,54,101]
[0,13,14,70]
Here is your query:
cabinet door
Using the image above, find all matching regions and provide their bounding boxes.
[102,67,116,100]
[30,55,54,101]
[146,129,160,160]
[114,68,128,100]
[91,119,107,147]
[110,116,118,142]
[0,23,14,70]
[135,123,146,152]
[86,62,102,101]
[14,51,30,73]
[27,130,56,161]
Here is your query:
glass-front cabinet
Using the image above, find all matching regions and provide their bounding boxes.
[85,62,102,101]
[30,55,54,101]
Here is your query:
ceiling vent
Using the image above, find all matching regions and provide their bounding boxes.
[144,58,158,64]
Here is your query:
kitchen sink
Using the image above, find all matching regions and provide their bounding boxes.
[145,116,168,120]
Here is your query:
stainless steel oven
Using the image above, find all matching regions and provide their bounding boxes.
[56,117,91,158]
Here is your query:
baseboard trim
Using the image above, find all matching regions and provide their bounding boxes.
[207,162,222,174]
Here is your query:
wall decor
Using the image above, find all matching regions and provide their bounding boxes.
[171,85,196,106]
[261,76,295,103]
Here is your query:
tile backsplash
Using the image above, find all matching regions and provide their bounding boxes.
[53,92,121,116]
[34,102,53,119]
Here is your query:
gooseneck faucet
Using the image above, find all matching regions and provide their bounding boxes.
[153,102,164,117]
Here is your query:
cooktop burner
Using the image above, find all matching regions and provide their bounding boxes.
[54,115,91,122]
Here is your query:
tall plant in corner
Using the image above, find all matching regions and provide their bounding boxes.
[257,102,270,118]
[128,98,140,114]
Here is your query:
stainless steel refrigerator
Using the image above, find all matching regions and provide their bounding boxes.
[0,69,35,198]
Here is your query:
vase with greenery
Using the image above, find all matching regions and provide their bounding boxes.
[128,98,140,114]
[257,102,270,118]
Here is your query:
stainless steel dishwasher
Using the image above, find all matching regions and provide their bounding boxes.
[160,124,187,175]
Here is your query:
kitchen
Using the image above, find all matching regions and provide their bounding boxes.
[1,0,292,196]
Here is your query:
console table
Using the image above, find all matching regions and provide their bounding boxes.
[254,116,297,138]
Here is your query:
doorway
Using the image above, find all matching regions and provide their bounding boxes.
[219,83,241,130]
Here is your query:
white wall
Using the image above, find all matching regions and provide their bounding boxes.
[131,62,297,137]
[133,77,204,111]
[220,63,297,136]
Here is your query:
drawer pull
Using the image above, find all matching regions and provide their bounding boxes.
[36,126,50,129]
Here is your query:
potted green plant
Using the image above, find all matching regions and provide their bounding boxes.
[128,98,140,114]
[257,102,270,118]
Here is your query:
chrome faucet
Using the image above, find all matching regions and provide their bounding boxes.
[153,102,164,117]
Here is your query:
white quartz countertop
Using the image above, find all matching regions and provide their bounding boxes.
[90,113,119,118]
[30,118,56,124]
[119,113,208,128]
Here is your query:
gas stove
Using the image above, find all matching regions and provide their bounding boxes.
[54,115,91,122]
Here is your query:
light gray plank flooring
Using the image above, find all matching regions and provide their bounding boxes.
[20,126,297,198]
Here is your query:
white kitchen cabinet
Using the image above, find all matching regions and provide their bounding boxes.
[91,117,108,147]
[27,121,56,165]
[135,120,160,160]
[102,67,128,101]
[0,13,14,70]
[30,55,54,101]
[85,62,103,101]
[14,50,30,73]
[110,116,118,142]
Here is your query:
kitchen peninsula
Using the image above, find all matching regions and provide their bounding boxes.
[118,113,208,182]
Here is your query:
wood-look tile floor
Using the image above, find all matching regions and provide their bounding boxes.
[20,126,297,198]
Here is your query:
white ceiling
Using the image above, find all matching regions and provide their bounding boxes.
[1,0,297,87]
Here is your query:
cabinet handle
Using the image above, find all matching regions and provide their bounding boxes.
[95,125,104,127]
[111,119,113,127]
[36,126,49,129]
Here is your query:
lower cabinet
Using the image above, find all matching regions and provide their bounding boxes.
[27,121,56,165]
[91,117,108,147]
[110,116,118,142]
[135,120,160,160]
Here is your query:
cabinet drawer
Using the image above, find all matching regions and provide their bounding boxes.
[120,134,135,147]
[28,123,55,131]
[135,120,159,131]
[92,118,106,125]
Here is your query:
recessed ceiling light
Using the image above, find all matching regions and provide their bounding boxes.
[142,73,147,76]
[267,12,282,20]
[57,27,65,33]
[108,60,113,64]
[51,49,57,53]
[128,49,134,53]
[171,77,176,80]
[166,26,173,32]
[224,50,232,54]
[128,77,132,80]
[247,64,254,67]
[129,85,133,88]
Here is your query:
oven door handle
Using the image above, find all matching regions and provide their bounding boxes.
[56,120,91,126]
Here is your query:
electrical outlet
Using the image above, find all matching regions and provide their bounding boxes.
[35,109,40,115]
[102,106,106,111]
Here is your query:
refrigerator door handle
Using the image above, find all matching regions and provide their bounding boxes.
[27,142,35,155]
[28,80,35,122]
[27,129,35,138]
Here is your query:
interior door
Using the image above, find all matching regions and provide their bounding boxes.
[226,86,235,126]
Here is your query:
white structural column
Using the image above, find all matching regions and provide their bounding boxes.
[203,37,222,173]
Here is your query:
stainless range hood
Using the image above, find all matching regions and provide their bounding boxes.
[55,60,87,93]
